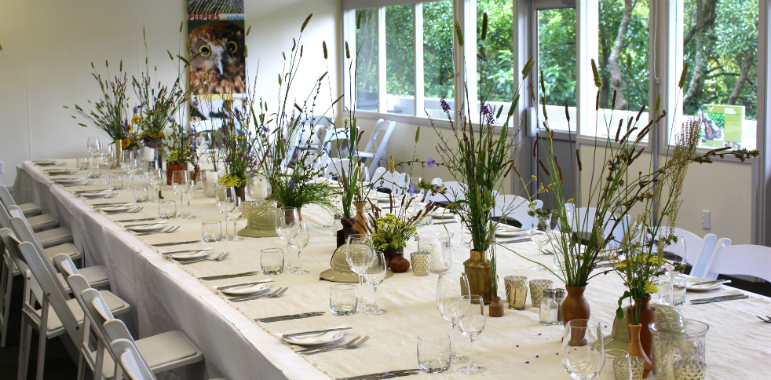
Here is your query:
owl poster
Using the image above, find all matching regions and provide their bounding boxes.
[188,0,245,121]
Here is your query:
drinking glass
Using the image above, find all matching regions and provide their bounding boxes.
[171,170,191,218]
[183,184,196,219]
[194,171,206,192]
[227,196,243,240]
[530,217,550,271]
[289,221,310,274]
[132,185,149,203]
[158,200,176,219]
[76,157,90,170]
[102,151,116,170]
[87,159,101,179]
[121,151,135,170]
[436,273,471,363]
[562,319,605,380]
[346,234,375,311]
[276,207,300,271]
[146,165,165,203]
[457,295,486,374]
[87,137,101,157]
[329,284,357,316]
[202,221,222,242]
[129,159,144,189]
[598,349,632,380]
[364,251,387,315]
[261,248,284,275]
[215,186,229,214]
[108,170,125,190]
[417,333,451,373]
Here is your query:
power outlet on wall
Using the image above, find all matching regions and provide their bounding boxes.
[701,210,711,230]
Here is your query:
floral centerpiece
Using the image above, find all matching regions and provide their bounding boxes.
[66,60,131,156]
[163,123,194,167]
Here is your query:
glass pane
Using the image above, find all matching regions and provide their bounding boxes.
[356,8,378,112]
[423,0,454,118]
[477,0,514,124]
[537,7,577,132]
[678,0,757,150]
[386,4,415,115]
[581,0,650,139]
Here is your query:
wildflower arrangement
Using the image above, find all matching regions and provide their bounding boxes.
[367,194,438,251]
[163,123,194,165]
[214,88,268,188]
[66,60,131,142]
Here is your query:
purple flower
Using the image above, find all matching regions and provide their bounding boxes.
[440,98,451,113]
[434,185,440,191]
[132,107,138,115]
[481,102,495,125]
[192,101,200,108]
[426,157,436,168]
[289,180,296,189]
[409,186,416,197]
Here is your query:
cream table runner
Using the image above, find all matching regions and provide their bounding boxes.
[13,159,771,380]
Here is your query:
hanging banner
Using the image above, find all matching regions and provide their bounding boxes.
[188,0,245,123]
[699,104,745,149]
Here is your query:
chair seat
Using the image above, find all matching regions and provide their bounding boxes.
[27,214,59,232]
[296,144,319,150]
[57,266,110,293]
[46,290,130,338]
[358,151,375,158]
[102,331,203,378]
[44,242,81,262]
[36,227,73,248]
[18,202,42,217]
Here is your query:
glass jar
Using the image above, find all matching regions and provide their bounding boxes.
[332,214,343,237]
[539,289,559,325]
[203,170,219,197]
[649,319,709,380]
[418,232,452,273]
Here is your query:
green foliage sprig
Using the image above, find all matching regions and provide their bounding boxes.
[66,60,130,141]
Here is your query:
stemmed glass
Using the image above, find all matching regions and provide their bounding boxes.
[183,179,197,219]
[144,162,159,202]
[171,171,191,218]
[215,186,229,214]
[436,273,471,363]
[530,216,550,271]
[562,319,605,380]
[364,251,387,315]
[276,207,300,271]
[346,234,375,311]
[152,167,166,202]
[194,172,206,192]
[87,137,101,158]
[289,221,310,274]
[121,151,135,171]
[228,196,243,240]
[130,159,144,188]
[457,295,486,374]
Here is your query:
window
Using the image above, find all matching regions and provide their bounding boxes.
[355,8,378,112]
[423,0,455,118]
[477,0,514,122]
[675,0,758,150]
[536,7,577,132]
[386,5,415,115]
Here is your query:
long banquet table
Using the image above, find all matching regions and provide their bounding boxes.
[12,159,771,380]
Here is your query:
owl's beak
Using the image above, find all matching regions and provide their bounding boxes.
[216,57,224,75]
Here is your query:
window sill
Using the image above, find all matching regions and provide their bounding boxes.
[354,110,514,135]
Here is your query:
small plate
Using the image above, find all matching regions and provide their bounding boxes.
[82,191,110,198]
[46,169,75,175]
[33,160,57,165]
[100,205,130,212]
[55,177,83,184]
[495,226,529,237]
[432,209,455,220]
[127,223,166,232]
[282,329,345,346]
[166,251,209,260]
[220,283,271,296]
[687,278,724,292]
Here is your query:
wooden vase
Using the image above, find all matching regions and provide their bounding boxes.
[561,286,591,326]
[234,186,246,202]
[463,250,494,304]
[388,250,410,272]
[337,217,358,248]
[627,297,657,359]
[352,201,368,235]
[488,297,505,317]
[628,324,653,378]
[166,163,188,186]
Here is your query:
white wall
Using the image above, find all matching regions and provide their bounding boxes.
[0,0,340,186]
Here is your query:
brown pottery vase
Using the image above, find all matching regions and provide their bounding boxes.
[337,217,358,248]
[627,297,656,359]
[352,201,368,235]
[628,324,653,378]
[488,297,505,317]
[234,186,246,202]
[561,286,591,326]
[166,163,188,186]
[388,250,410,273]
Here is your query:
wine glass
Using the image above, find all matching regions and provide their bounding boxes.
[194,171,206,192]
[562,319,605,380]
[87,137,101,157]
[171,171,191,218]
[457,295,486,374]
[436,273,471,363]
[144,163,160,202]
[346,234,375,311]
[289,221,310,274]
[530,217,551,271]
[364,251,387,315]
[183,179,197,219]
[598,349,632,380]
[228,196,243,240]
[276,207,300,271]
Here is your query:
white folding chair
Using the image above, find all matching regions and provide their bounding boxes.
[424,181,467,204]
[566,204,630,244]
[7,204,74,249]
[358,119,396,177]
[493,195,543,229]
[322,127,355,158]
[3,230,131,380]
[703,239,771,282]
[0,186,59,231]
[0,184,41,217]
[327,158,350,180]
[109,337,227,380]
[370,167,387,187]
[649,227,717,278]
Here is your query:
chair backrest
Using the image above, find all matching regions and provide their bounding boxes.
[0,228,32,281]
[0,200,13,230]
[111,338,157,380]
[703,239,771,282]
[567,205,630,243]
[492,195,543,229]
[370,167,387,186]
[327,158,350,180]
[649,227,717,278]
[7,206,47,254]
[54,253,81,278]
[60,273,105,376]
[425,181,467,204]
[10,216,69,295]
[322,127,354,157]
[362,119,396,176]
[0,186,18,208]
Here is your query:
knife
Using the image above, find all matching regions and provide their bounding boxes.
[255,311,325,323]
[150,240,201,247]
[691,294,748,304]
[282,327,352,339]
[337,369,421,380]
[216,280,274,290]
[199,271,260,281]
[114,217,156,223]
[161,248,213,255]
[75,189,109,194]
[497,237,532,244]
[688,279,731,287]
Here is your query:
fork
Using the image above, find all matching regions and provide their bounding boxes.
[302,336,369,356]
[180,252,229,265]
[135,226,179,236]
[63,181,94,187]
[757,316,771,323]
[298,336,361,355]
[229,287,288,302]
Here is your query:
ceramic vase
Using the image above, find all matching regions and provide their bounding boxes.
[628,324,653,378]
[352,201,368,235]
[488,297,505,317]
[166,163,188,186]
[463,250,494,303]
[234,186,246,202]
[561,286,590,326]
[337,217,358,248]
[113,139,124,167]
[628,297,657,359]
[388,250,410,272]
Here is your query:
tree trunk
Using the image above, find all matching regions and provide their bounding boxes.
[600,39,611,109]
[607,0,635,111]
[728,50,754,105]
[683,0,719,107]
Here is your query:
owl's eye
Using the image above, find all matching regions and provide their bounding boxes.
[199,45,212,58]
[227,41,238,54]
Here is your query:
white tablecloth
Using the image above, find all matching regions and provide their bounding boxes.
[13,160,771,380]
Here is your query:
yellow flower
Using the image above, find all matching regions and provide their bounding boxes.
[131,116,141,124]
[388,156,395,173]
[121,139,130,149]
[644,280,658,294]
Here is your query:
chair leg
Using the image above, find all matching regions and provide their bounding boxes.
[35,324,47,380]
[18,317,32,380]
[1,260,12,347]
